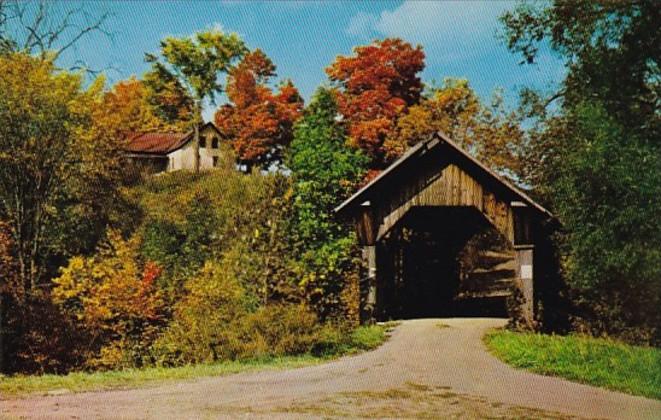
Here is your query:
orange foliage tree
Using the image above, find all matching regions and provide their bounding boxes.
[326,38,425,169]
[215,49,303,171]
[98,76,195,138]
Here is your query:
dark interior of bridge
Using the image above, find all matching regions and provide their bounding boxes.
[376,206,511,320]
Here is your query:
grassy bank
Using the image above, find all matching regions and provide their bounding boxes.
[0,324,387,398]
[484,330,661,400]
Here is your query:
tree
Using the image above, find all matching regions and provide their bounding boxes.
[546,103,661,343]
[500,0,659,140]
[326,38,425,168]
[100,77,194,135]
[52,231,166,369]
[287,88,368,320]
[0,221,17,371]
[384,79,526,178]
[145,28,247,172]
[501,1,661,343]
[288,88,368,245]
[215,49,303,171]
[99,77,164,134]
[142,67,197,131]
[0,53,122,291]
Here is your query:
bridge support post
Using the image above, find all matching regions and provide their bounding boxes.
[514,245,534,327]
[363,245,377,323]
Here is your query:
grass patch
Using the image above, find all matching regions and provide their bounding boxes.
[349,324,387,351]
[0,356,319,398]
[0,324,387,398]
[484,330,661,400]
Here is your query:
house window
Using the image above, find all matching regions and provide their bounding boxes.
[212,156,219,167]
[211,137,219,149]
[199,138,205,148]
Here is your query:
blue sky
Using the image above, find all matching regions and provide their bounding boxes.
[57,1,565,121]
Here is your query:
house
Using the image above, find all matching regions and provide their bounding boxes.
[124,122,225,173]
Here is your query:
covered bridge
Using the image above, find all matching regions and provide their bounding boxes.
[336,132,553,325]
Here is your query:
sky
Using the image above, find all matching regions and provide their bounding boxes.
[54,1,565,122]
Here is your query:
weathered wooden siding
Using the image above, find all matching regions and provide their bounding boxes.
[374,162,515,244]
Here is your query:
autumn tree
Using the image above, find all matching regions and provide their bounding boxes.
[326,38,425,168]
[215,49,303,171]
[145,29,247,172]
[384,79,526,178]
[100,77,194,136]
[0,54,124,291]
[53,231,166,369]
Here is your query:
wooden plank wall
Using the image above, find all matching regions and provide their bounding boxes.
[374,162,515,244]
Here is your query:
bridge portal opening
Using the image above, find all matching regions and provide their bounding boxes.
[376,207,513,320]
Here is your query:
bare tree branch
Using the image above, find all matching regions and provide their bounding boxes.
[51,10,111,62]
[0,0,114,74]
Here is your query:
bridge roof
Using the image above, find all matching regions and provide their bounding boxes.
[335,131,552,218]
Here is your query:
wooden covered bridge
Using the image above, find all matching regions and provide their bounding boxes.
[336,132,553,325]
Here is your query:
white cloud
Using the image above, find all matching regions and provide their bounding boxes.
[346,11,379,38]
[346,1,515,63]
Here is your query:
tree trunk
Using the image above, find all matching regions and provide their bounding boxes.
[0,293,4,373]
[194,123,200,173]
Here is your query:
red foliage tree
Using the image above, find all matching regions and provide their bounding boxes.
[326,38,425,168]
[215,49,303,171]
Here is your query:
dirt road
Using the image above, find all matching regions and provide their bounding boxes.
[2,318,660,419]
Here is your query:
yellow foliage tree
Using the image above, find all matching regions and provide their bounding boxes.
[384,79,525,178]
[52,231,165,369]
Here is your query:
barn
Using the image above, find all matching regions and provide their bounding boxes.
[335,131,554,325]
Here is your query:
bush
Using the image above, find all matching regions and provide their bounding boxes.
[151,259,363,365]
[4,293,89,375]
[151,262,249,366]
[52,231,167,370]
[239,305,322,357]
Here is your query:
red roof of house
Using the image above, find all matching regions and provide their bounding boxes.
[124,123,222,155]
[124,131,192,154]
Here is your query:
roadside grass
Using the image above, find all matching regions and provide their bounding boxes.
[349,324,387,351]
[0,356,319,398]
[0,325,387,398]
[484,329,661,400]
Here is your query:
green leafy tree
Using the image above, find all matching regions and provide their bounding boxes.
[145,28,247,171]
[501,0,659,140]
[548,103,661,343]
[501,1,661,342]
[142,67,197,130]
[287,88,368,321]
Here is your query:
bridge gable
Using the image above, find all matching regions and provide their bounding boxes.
[337,132,550,247]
